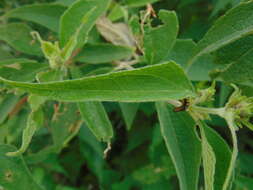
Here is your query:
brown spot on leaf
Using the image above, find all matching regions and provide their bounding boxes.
[4,170,13,182]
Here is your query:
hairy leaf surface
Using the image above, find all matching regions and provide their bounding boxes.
[0,62,195,102]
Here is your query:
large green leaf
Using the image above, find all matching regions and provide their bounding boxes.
[0,144,44,190]
[59,0,110,48]
[0,23,42,56]
[144,10,178,65]
[156,103,201,190]
[0,62,195,102]
[4,4,66,32]
[190,1,253,64]
[78,101,113,142]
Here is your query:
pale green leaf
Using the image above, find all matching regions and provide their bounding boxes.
[96,17,135,48]
[156,103,201,190]
[144,10,178,64]
[0,62,195,102]
[203,124,232,190]
[0,23,42,56]
[199,121,216,190]
[0,144,44,190]
[5,3,66,32]
[78,102,113,142]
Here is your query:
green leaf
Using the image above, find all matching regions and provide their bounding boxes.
[209,35,253,84]
[166,39,197,69]
[76,43,134,64]
[0,60,48,82]
[6,108,42,157]
[0,58,37,67]
[214,48,253,85]
[4,3,66,32]
[36,69,63,83]
[6,93,46,157]
[166,39,216,81]
[235,175,253,190]
[55,0,75,7]
[59,0,110,48]
[222,53,253,84]
[0,94,19,124]
[199,121,216,190]
[78,102,113,142]
[190,1,253,64]
[124,0,159,7]
[212,35,253,65]
[156,103,201,190]
[108,3,127,22]
[119,103,139,130]
[78,124,104,179]
[0,144,44,190]
[210,0,238,18]
[50,103,81,150]
[203,123,232,190]
[0,48,13,60]
[0,23,42,56]
[0,62,195,102]
[144,10,178,64]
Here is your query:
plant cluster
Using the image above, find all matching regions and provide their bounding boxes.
[0,0,253,189]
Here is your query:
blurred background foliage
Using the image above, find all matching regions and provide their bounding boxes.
[0,0,252,190]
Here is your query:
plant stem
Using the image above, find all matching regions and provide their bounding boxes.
[222,112,238,190]
[191,106,226,117]
[167,99,183,107]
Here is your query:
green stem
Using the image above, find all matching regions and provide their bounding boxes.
[167,99,183,107]
[191,106,226,117]
[222,112,238,190]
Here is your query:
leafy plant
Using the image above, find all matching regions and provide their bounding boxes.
[0,0,253,189]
